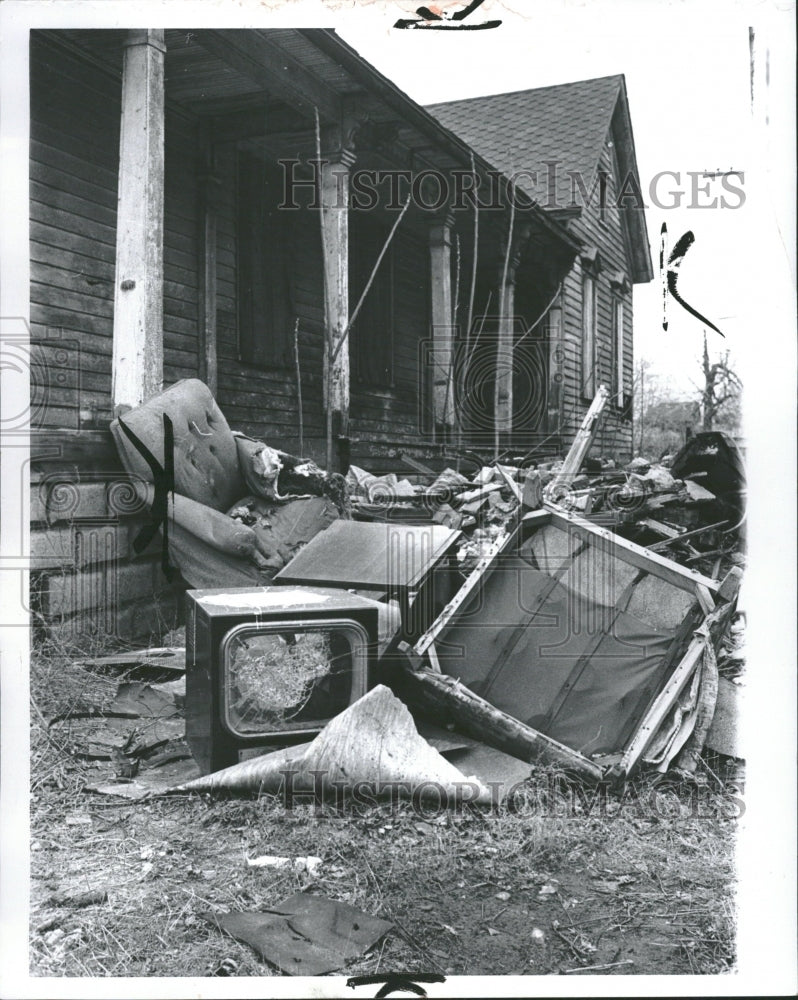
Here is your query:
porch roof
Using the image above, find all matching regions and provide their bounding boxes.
[43,27,582,255]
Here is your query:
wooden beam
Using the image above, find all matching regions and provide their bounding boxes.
[613,635,706,778]
[398,667,605,782]
[495,279,515,434]
[112,29,165,409]
[197,124,219,396]
[428,215,454,430]
[544,509,720,595]
[320,147,355,435]
[544,385,609,500]
[194,29,341,124]
[546,293,564,434]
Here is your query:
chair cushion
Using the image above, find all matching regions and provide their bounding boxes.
[227,495,339,572]
[110,379,245,513]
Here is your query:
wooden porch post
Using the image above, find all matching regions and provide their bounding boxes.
[428,214,455,432]
[198,123,219,396]
[320,144,355,441]
[546,292,565,436]
[494,277,516,434]
[112,29,165,411]
[495,225,530,442]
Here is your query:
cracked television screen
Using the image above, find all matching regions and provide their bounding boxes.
[222,624,368,736]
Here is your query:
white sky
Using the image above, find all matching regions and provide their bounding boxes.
[338,0,763,398]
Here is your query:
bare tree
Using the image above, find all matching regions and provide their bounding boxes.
[699,331,743,432]
[632,356,658,454]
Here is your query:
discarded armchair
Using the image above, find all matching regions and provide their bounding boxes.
[110,378,340,590]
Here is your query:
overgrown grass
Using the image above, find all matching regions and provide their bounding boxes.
[29,636,739,978]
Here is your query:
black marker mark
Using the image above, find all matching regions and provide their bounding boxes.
[660,222,669,331]
[661,224,725,337]
[346,972,447,998]
[116,412,177,580]
[395,0,502,30]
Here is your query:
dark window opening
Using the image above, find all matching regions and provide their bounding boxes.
[237,151,292,369]
[349,214,395,388]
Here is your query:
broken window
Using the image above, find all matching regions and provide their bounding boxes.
[349,213,395,388]
[237,150,292,369]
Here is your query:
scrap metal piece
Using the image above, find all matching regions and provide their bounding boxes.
[171,685,492,803]
[203,894,393,975]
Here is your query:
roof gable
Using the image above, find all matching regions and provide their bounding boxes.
[427,75,653,283]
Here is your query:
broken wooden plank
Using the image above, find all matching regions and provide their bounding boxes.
[647,520,729,552]
[695,583,716,616]
[544,385,609,501]
[638,517,684,540]
[495,463,522,503]
[75,647,186,674]
[456,483,503,504]
[611,632,708,780]
[401,453,436,477]
[544,510,720,595]
[398,667,604,783]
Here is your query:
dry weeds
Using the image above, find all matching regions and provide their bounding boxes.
[29,637,739,979]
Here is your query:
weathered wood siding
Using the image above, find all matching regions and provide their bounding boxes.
[559,138,635,461]
[29,34,191,642]
[30,33,200,431]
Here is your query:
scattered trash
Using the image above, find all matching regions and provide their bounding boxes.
[494,891,511,902]
[202,892,393,975]
[85,756,200,800]
[47,888,108,908]
[247,855,323,876]
[209,957,238,977]
[564,959,635,974]
[64,813,92,826]
[73,647,186,676]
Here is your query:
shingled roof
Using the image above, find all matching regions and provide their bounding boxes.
[427,75,653,283]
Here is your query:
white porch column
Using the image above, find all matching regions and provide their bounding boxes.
[112,29,165,410]
[495,278,516,434]
[428,214,454,430]
[494,225,529,437]
[320,145,355,437]
[546,292,565,434]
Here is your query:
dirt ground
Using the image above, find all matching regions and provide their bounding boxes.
[29,650,740,980]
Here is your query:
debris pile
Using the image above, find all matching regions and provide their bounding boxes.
[541,433,746,579]
[344,460,526,573]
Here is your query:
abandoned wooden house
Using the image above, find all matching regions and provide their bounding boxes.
[427,75,654,457]
[28,29,651,642]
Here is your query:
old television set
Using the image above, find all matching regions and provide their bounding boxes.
[185,586,380,774]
